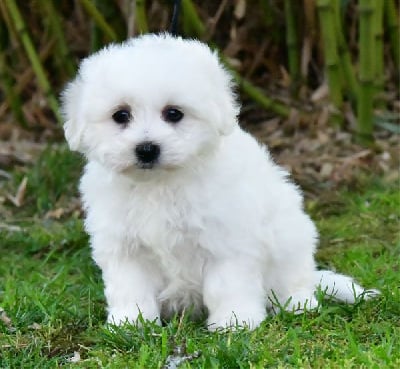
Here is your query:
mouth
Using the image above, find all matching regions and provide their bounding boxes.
[137,161,157,170]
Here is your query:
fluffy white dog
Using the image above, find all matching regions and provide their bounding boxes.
[62,34,378,330]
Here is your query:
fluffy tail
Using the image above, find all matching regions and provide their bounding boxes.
[314,270,380,303]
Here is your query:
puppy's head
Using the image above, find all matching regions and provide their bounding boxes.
[62,34,239,173]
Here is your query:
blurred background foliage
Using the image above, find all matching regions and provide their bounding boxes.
[0,0,399,144]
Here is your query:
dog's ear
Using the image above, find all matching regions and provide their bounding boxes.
[214,69,241,136]
[215,93,240,136]
[61,77,85,152]
[206,51,240,136]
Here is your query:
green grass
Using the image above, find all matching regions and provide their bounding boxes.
[0,146,399,368]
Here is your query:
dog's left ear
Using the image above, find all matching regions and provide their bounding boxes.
[212,58,241,136]
[61,77,85,152]
[214,84,240,136]
[216,91,240,136]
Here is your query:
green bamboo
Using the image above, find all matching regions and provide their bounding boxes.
[357,0,375,142]
[332,0,359,102]
[135,0,148,34]
[38,0,75,78]
[90,21,102,52]
[301,0,317,80]
[284,0,300,91]
[259,0,282,43]
[80,0,117,42]
[182,0,205,38]
[0,22,26,126]
[0,0,27,71]
[179,0,289,117]
[372,1,384,107]
[4,0,61,124]
[0,58,26,127]
[384,0,399,70]
[0,39,54,99]
[227,67,290,118]
[317,0,343,125]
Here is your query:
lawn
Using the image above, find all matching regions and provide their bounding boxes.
[0,146,399,368]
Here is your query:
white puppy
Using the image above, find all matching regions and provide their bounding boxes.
[62,34,378,330]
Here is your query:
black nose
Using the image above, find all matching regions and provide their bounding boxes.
[135,142,161,164]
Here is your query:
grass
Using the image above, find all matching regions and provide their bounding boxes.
[0,146,399,368]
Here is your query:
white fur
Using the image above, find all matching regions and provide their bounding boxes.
[62,34,378,331]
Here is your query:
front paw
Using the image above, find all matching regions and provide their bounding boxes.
[207,309,266,331]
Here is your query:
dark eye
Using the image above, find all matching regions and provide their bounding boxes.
[112,109,131,125]
[162,107,184,123]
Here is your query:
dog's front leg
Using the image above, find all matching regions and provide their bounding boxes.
[203,258,266,331]
[96,254,162,326]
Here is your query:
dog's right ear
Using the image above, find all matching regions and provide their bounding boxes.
[61,77,85,152]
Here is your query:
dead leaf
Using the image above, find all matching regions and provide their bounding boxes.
[317,106,330,127]
[0,307,12,326]
[279,66,291,88]
[0,169,12,180]
[45,208,65,219]
[28,322,42,330]
[341,150,372,165]
[311,83,329,102]
[234,0,246,20]
[301,36,312,78]
[320,163,334,178]
[0,224,22,232]
[7,176,28,207]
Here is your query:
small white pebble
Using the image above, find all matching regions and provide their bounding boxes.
[67,351,81,363]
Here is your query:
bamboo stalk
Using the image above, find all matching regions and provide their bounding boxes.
[372,1,384,107]
[259,0,282,43]
[80,0,117,42]
[384,0,399,71]
[0,23,26,126]
[317,0,343,125]
[284,0,300,92]
[357,0,375,142]
[332,0,359,102]
[228,68,291,118]
[4,0,62,124]
[135,0,148,34]
[0,39,55,117]
[181,0,205,38]
[0,57,26,126]
[179,0,290,117]
[0,8,27,127]
[301,0,317,79]
[0,0,25,65]
[90,17,102,51]
[38,0,75,78]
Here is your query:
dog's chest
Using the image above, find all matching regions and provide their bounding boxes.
[123,186,207,303]
[122,185,203,254]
